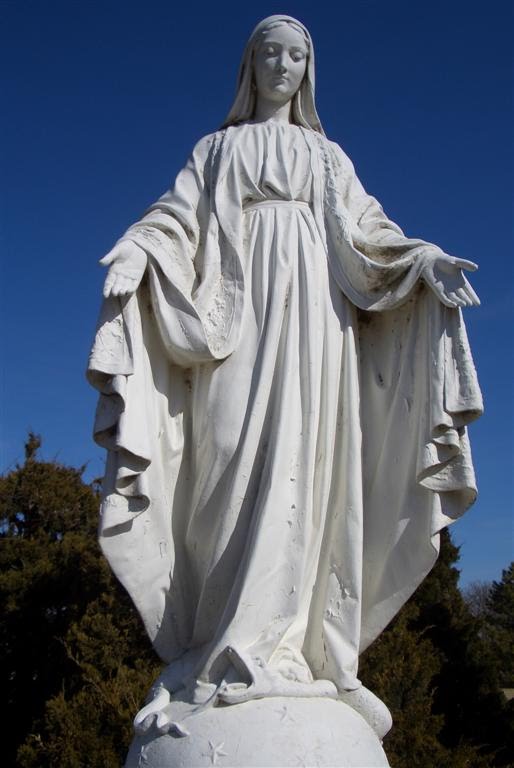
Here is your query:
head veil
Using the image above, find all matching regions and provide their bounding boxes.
[221,15,324,135]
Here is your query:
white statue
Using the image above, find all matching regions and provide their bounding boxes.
[88,14,482,758]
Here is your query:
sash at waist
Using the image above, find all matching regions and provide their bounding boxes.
[243,199,311,213]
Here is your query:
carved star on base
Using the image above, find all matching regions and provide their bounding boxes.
[206,740,228,765]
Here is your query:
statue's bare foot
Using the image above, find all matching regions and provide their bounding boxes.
[338,686,392,740]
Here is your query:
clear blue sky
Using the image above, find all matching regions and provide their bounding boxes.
[1,0,512,586]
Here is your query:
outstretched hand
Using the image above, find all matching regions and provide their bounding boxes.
[422,253,480,308]
[100,240,147,298]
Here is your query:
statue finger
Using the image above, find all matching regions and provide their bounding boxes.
[116,276,129,295]
[103,272,116,298]
[456,286,480,306]
[434,285,457,308]
[447,290,466,307]
[454,287,472,305]
[462,280,481,306]
[451,257,478,272]
[119,277,135,296]
[111,277,128,296]
[121,274,138,294]
[99,246,119,266]
[426,277,456,307]
[120,275,139,295]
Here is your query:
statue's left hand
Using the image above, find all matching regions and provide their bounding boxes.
[421,253,480,308]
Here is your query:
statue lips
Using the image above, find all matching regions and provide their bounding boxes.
[268,77,289,93]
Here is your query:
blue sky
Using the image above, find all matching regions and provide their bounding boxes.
[1,0,512,586]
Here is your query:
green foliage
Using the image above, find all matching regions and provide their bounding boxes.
[483,564,514,689]
[17,594,158,768]
[0,435,160,767]
[463,579,493,618]
[361,530,514,767]
[2,437,512,766]
[414,532,514,766]
[360,602,449,767]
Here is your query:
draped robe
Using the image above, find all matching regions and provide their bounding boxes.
[88,122,482,696]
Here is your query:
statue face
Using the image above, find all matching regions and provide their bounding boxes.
[253,24,308,105]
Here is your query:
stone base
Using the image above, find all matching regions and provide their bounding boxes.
[125,696,390,767]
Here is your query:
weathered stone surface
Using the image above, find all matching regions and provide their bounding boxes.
[89,14,482,767]
[125,697,389,767]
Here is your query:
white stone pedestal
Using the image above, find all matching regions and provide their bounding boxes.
[125,696,389,767]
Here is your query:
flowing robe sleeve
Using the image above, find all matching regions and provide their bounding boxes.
[319,139,483,651]
[87,132,246,661]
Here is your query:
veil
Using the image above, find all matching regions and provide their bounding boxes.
[221,15,325,134]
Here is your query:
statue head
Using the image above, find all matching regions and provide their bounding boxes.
[222,15,324,134]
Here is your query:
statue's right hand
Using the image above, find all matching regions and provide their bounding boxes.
[100,240,147,298]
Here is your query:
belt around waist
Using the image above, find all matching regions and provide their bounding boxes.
[243,199,311,213]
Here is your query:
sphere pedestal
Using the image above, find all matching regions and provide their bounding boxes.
[125,696,390,767]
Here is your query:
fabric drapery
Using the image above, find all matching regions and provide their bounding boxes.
[88,122,482,696]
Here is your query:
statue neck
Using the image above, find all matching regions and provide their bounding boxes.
[253,98,292,124]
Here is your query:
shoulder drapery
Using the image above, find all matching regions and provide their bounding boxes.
[88,127,482,662]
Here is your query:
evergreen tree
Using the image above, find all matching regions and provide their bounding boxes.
[463,579,493,619]
[360,602,452,768]
[18,591,159,768]
[0,436,160,767]
[361,529,514,767]
[483,563,514,689]
[3,437,512,766]
[413,531,514,766]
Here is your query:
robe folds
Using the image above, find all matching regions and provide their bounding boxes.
[88,122,482,695]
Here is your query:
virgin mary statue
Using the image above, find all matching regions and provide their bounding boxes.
[88,15,482,736]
